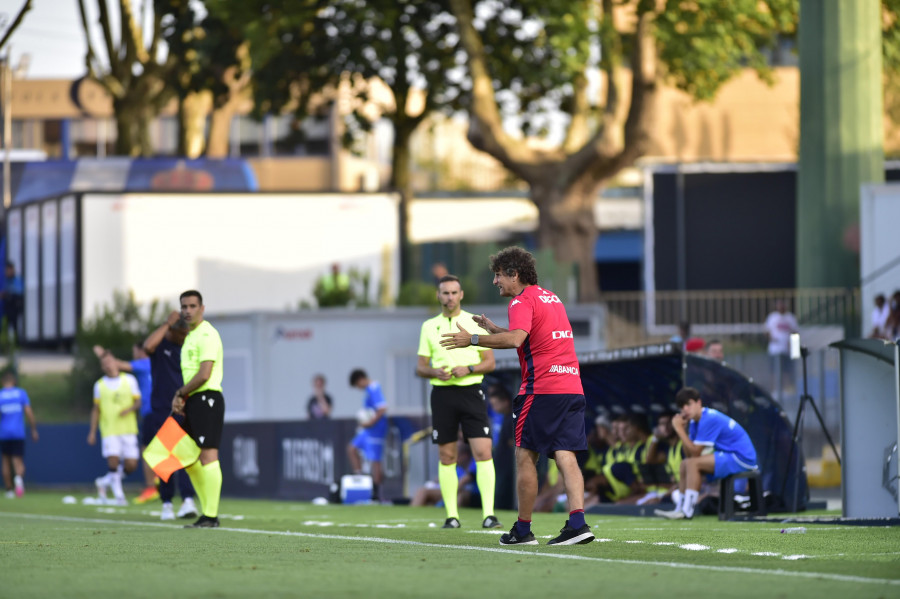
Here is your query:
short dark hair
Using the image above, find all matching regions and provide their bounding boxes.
[437,274,461,288]
[489,246,538,286]
[349,368,368,386]
[180,290,203,305]
[675,387,702,407]
[705,338,722,348]
[313,373,326,384]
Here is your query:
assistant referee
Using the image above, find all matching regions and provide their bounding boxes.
[416,275,501,530]
[172,289,225,529]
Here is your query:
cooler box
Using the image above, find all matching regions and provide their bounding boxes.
[340,474,373,504]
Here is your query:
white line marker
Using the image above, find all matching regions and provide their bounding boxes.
[2,512,898,587]
[680,544,710,551]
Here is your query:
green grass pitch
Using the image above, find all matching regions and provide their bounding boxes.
[1,490,898,598]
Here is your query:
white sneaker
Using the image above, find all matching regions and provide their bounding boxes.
[654,508,688,520]
[112,497,128,507]
[160,503,176,521]
[4,490,13,499]
[95,476,109,500]
[177,497,198,519]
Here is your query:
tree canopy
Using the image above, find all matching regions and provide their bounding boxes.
[448,0,797,300]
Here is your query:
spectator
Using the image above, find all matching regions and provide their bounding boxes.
[670,321,691,346]
[314,263,352,307]
[684,337,706,354]
[764,299,799,396]
[347,368,388,501]
[307,374,333,420]
[654,387,758,520]
[704,339,725,362]
[0,371,38,498]
[883,291,900,342]
[431,262,449,284]
[869,294,890,339]
[1,262,23,348]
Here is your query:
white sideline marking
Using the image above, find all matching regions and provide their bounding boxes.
[2,512,898,587]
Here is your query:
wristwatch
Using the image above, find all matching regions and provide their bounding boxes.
[470,334,479,346]
[467,365,475,374]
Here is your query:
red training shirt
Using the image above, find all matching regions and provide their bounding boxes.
[507,285,584,396]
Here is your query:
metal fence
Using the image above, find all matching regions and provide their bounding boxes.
[600,287,861,349]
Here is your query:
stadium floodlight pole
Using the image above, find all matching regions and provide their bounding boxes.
[780,336,842,513]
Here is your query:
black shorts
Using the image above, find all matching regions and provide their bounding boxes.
[0,439,24,457]
[513,393,587,457]
[183,390,225,449]
[430,385,491,445]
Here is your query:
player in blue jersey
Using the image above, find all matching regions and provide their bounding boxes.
[655,386,757,520]
[0,371,38,497]
[348,369,388,501]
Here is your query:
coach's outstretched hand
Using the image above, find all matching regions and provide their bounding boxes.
[440,322,472,349]
[473,313,502,334]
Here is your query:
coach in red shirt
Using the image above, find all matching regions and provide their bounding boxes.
[441,246,594,547]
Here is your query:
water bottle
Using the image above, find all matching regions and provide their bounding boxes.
[780,527,807,534]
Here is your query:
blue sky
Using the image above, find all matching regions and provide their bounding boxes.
[1,0,86,79]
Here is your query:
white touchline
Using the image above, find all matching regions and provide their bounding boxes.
[3,512,898,587]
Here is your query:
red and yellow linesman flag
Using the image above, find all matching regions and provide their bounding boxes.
[142,417,200,483]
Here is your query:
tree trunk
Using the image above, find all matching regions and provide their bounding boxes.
[113,98,153,157]
[532,177,601,303]
[178,91,211,158]
[391,119,418,283]
[206,105,234,158]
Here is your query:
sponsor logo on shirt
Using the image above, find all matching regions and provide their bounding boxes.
[538,295,562,304]
[551,330,573,339]
[548,365,579,375]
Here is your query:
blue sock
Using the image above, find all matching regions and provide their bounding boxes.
[514,518,531,536]
[569,509,586,529]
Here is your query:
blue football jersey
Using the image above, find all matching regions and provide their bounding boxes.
[689,407,757,466]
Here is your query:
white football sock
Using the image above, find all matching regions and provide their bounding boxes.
[683,489,699,518]
[110,471,125,500]
[671,489,684,512]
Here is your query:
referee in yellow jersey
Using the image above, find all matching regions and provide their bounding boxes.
[172,290,225,529]
[416,275,501,529]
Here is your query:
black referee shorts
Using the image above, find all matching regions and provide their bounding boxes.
[183,389,225,449]
[430,384,491,445]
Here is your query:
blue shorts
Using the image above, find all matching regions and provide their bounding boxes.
[0,439,25,457]
[513,393,587,457]
[351,430,385,462]
[708,451,757,482]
